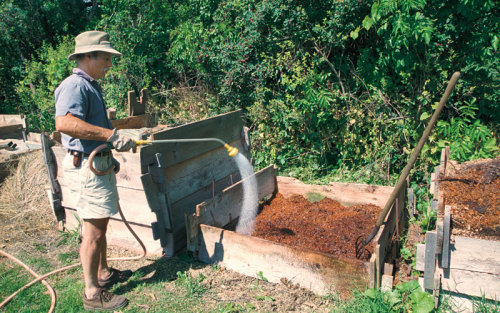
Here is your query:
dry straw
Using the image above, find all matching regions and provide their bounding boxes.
[0,152,55,243]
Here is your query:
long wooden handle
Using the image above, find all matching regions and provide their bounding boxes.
[374,72,460,228]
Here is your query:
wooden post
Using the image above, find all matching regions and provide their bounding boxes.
[127,88,148,116]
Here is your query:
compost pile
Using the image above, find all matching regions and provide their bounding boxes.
[439,158,500,240]
[252,193,381,260]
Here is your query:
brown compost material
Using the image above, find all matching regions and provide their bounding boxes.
[252,193,381,260]
[438,158,500,240]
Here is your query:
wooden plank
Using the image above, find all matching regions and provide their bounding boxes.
[384,263,394,275]
[277,176,394,208]
[41,133,64,222]
[169,170,243,252]
[63,207,163,256]
[369,255,376,288]
[164,140,246,204]
[0,124,24,139]
[375,244,381,288]
[0,114,26,128]
[111,114,155,130]
[433,166,440,197]
[127,89,147,117]
[149,110,245,168]
[196,165,277,228]
[372,182,407,287]
[436,220,443,255]
[430,173,436,195]
[59,182,156,226]
[423,231,437,290]
[440,268,500,300]
[197,224,369,297]
[415,243,425,271]
[381,275,393,292]
[441,206,451,268]
[447,236,500,274]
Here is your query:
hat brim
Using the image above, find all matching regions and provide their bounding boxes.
[68,46,122,61]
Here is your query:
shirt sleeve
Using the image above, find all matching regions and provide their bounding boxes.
[54,80,88,119]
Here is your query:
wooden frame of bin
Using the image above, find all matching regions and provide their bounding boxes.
[186,170,408,295]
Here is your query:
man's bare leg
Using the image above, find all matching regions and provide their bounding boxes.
[98,233,112,281]
[81,218,109,298]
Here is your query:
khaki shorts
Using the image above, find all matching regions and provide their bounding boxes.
[62,153,119,219]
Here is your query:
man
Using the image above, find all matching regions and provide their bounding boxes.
[55,31,135,311]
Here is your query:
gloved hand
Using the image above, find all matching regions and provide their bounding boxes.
[107,129,137,152]
[112,157,120,174]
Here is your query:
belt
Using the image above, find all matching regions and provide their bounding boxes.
[68,150,112,157]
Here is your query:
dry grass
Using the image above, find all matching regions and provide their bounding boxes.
[0,151,56,245]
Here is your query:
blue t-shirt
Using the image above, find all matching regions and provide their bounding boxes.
[54,68,113,154]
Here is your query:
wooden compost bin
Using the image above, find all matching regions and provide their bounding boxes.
[43,109,252,256]
[416,147,499,308]
[1,114,41,182]
[186,170,409,296]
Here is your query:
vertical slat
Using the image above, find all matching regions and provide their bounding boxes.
[441,205,451,268]
[424,231,437,290]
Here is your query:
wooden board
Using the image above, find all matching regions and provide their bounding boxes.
[142,110,246,170]
[196,165,277,227]
[59,182,157,226]
[111,114,155,130]
[417,235,500,300]
[186,165,276,251]
[423,231,437,290]
[372,181,407,288]
[276,176,394,208]
[64,207,163,256]
[197,224,369,297]
[439,268,500,300]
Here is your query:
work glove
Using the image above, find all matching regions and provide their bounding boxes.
[112,157,120,174]
[107,129,137,152]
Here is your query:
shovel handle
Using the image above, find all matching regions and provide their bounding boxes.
[374,72,460,228]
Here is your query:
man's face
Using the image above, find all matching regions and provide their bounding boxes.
[87,52,113,80]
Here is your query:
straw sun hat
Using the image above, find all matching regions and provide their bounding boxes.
[68,31,122,61]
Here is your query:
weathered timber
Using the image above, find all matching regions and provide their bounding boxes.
[197,224,369,297]
[372,182,407,288]
[127,89,147,117]
[111,114,155,130]
[41,133,64,223]
[186,165,276,251]
[196,165,277,227]
[277,176,394,208]
[423,231,437,290]
[143,110,245,171]
[441,205,451,268]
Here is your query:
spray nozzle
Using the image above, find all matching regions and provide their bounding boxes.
[224,143,239,157]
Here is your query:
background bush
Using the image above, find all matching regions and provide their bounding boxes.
[1,0,498,215]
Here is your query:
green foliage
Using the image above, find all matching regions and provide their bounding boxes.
[0,0,90,117]
[175,270,209,297]
[16,36,74,131]
[331,281,434,313]
[256,271,268,282]
[0,0,497,199]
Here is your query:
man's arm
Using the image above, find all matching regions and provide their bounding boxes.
[55,113,113,141]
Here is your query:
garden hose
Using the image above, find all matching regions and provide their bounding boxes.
[0,200,147,312]
[89,137,239,176]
